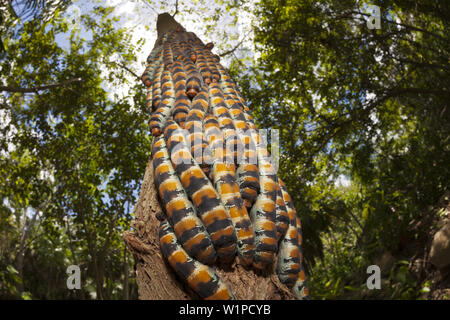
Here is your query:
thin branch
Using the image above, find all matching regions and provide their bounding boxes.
[141,0,158,15]
[0,77,82,93]
[172,0,179,17]
[109,61,141,80]
[219,34,248,57]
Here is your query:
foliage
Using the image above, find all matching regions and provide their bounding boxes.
[1,4,149,299]
[231,0,449,299]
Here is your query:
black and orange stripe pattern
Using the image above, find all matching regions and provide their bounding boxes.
[171,59,191,128]
[164,120,238,261]
[185,87,211,169]
[275,180,290,241]
[276,184,301,287]
[203,115,255,265]
[209,82,244,165]
[159,219,234,300]
[152,135,216,264]
[143,24,309,300]
[149,65,175,136]
[217,65,260,209]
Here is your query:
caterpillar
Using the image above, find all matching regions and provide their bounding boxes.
[171,60,191,128]
[203,114,255,265]
[163,39,174,68]
[171,38,184,61]
[180,54,203,100]
[149,66,175,136]
[276,187,301,287]
[214,63,253,121]
[203,46,221,83]
[141,44,164,87]
[146,86,153,114]
[279,179,310,299]
[208,82,244,165]
[152,135,216,264]
[249,164,278,269]
[159,219,235,300]
[163,120,238,260]
[185,87,211,171]
[192,45,213,85]
[275,180,290,241]
[216,66,260,209]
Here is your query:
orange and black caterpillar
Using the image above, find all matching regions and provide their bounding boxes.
[159,219,235,300]
[216,66,260,210]
[208,82,244,165]
[214,62,254,124]
[203,114,255,265]
[202,43,221,83]
[163,38,174,67]
[181,55,203,100]
[279,179,310,299]
[248,158,278,269]
[163,120,238,260]
[141,43,164,88]
[152,135,216,264]
[276,185,301,287]
[149,66,175,136]
[293,216,309,299]
[170,59,191,128]
[185,87,211,170]
[192,45,213,85]
[275,179,290,241]
[146,86,153,114]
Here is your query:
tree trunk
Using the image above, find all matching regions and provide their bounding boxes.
[123,13,295,300]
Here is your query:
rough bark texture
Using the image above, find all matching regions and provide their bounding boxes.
[123,13,295,300]
[124,157,295,300]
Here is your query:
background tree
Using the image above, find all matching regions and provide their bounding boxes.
[0,4,150,299]
[231,0,449,298]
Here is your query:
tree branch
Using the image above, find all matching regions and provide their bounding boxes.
[219,34,248,57]
[172,0,179,17]
[0,77,82,93]
[108,61,141,80]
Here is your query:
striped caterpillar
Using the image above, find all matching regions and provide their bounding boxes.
[152,135,216,264]
[144,23,309,300]
[203,114,255,265]
[159,219,235,300]
[163,119,238,261]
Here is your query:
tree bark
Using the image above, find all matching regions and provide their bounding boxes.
[123,13,295,300]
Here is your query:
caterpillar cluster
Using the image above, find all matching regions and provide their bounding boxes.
[142,25,309,300]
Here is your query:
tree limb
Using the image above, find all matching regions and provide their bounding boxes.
[172,0,179,17]
[108,60,141,81]
[0,77,82,93]
[219,34,248,57]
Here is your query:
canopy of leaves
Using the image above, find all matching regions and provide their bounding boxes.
[231,0,449,298]
[1,4,150,299]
